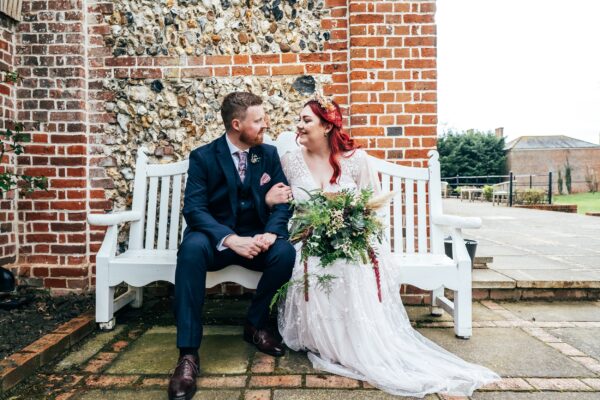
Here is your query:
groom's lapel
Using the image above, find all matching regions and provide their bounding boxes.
[215,134,238,214]
[248,146,265,203]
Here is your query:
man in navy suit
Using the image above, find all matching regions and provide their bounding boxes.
[169,92,295,400]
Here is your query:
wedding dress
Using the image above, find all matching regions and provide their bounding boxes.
[278,148,500,398]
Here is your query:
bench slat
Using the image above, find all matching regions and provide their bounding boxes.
[417,179,427,253]
[381,174,391,242]
[145,177,159,249]
[405,179,415,253]
[169,174,183,249]
[392,176,402,253]
[157,176,171,250]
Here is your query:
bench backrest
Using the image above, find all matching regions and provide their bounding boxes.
[127,132,443,256]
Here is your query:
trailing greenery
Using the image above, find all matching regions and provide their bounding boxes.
[0,70,48,196]
[437,129,506,178]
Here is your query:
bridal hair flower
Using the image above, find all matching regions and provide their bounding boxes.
[314,92,343,128]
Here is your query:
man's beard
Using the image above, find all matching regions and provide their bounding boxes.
[239,129,264,147]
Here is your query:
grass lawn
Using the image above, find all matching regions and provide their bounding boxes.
[554,192,600,214]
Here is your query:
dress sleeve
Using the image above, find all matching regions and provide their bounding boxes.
[355,149,381,195]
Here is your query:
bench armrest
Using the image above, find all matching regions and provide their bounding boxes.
[88,211,142,226]
[432,213,482,229]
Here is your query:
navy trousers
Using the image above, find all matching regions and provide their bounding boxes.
[174,230,296,349]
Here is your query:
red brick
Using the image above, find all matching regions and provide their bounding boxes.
[249,376,301,388]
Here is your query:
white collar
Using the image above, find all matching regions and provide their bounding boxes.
[225,133,248,156]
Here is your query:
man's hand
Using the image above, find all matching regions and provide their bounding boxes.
[265,183,292,208]
[253,232,277,251]
[223,235,264,259]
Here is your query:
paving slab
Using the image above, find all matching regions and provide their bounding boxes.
[498,270,600,288]
[55,326,124,371]
[472,393,600,400]
[276,350,319,374]
[406,303,503,322]
[273,389,438,399]
[548,328,600,361]
[76,389,241,400]
[418,328,594,377]
[442,199,600,282]
[77,390,166,400]
[106,331,253,375]
[472,269,516,289]
[502,302,600,322]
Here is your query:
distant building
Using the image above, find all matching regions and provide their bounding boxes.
[504,135,600,194]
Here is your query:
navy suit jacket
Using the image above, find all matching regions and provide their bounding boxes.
[182,134,292,247]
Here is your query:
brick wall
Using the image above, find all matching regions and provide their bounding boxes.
[13,0,89,292]
[0,14,18,269]
[507,148,600,194]
[8,0,438,299]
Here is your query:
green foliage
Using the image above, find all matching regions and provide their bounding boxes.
[483,185,493,201]
[516,189,545,205]
[565,159,572,194]
[584,167,598,193]
[557,170,564,195]
[0,70,48,196]
[437,129,506,178]
[289,188,383,267]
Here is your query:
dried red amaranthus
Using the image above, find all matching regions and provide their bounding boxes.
[367,246,382,302]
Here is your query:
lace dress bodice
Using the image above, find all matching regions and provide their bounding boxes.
[280,148,374,200]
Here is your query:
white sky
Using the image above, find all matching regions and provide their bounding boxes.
[437,0,600,144]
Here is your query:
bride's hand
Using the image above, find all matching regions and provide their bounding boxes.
[265,183,293,208]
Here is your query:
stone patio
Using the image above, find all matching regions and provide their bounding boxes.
[2,297,600,399]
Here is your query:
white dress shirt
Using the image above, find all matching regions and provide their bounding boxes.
[217,134,249,250]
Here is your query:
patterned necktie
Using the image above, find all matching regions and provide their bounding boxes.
[236,151,248,183]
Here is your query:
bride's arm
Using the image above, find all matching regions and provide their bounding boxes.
[266,151,293,208]
[355,149,381,195]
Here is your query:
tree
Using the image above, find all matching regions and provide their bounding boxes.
[564,159,572,194]
[437,129,506,178]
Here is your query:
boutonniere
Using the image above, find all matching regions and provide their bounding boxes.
[250,153,261,164]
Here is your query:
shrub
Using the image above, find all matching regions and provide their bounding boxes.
[516,189,545,205]
[565,160,572,194]
[483,185,493,201]
[584,167,598,193]
[557,170,564,195]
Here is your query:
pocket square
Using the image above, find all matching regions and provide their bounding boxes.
[260,172,271,186]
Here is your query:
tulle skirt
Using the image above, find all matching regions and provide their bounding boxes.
[278,246,500,398]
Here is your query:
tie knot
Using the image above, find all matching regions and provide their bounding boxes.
[237,151,248,163]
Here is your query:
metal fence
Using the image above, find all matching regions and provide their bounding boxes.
[442,172,555,206]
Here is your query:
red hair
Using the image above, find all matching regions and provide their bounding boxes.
[303,100,359,184]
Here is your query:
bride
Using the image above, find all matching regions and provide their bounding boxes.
[265,97,500,398]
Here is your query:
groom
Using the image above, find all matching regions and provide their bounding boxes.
[168,92,295,400]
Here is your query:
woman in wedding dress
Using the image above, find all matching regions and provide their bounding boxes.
[268,98,500,398]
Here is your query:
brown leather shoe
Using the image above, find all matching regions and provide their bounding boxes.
[243,322,286,357]
[168,355,199,400]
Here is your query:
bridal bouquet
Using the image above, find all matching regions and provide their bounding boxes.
[289,188,393,303]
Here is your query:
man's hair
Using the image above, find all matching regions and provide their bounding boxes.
[220,92,263,131]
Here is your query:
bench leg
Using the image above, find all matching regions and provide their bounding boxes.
[96,260,116,330]
[430,287,444,316]
[130,285,143,308]
[96,284,115,330]
[453,285,472,339]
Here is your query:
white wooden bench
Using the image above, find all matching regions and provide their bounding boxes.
[88,132,481,338]
[492,181,515,205]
